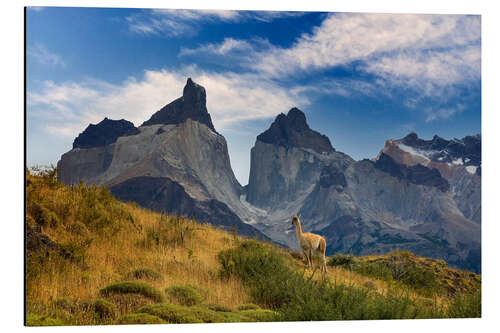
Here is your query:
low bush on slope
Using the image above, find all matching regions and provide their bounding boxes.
[219,240,480,320]
[327,251,481,297]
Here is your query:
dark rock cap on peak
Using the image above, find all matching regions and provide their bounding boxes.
[257,107,334,154]
[73,118,139,149]
[141,78,217,133]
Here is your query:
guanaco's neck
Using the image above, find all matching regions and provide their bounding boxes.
[295,220,303,239]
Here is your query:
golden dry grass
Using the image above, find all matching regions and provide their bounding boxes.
[26,171,253,318]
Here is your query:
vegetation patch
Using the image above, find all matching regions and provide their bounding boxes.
[117,313,167,325]
[104,293,156,315]
[446,290,481,318]
[205,304,233,312]
[136,303,252,323]
[328,250,480,297]
[52,298,78,313]
[100,281,164,302]
[93,298,118,319]
[218,240,448,321]
[26,313,65,326]
[126,268,162,281]
[138,215,196,249]
[237,303,260,311]
[165,285,204,306]
[239,309,280,322]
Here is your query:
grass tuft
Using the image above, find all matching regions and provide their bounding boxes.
[99,281,164,302]
[237,303,260,311]
[117,313,167,325]
[26,313,65,326]
[239,309,280,322]
[126,268,162,281]
[165,285,204,306]
[93,298,118,319]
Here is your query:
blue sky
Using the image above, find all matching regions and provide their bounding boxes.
[26,7,481,185]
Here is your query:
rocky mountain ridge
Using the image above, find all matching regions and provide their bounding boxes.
[57,78,481,272]
[57,78,266,240]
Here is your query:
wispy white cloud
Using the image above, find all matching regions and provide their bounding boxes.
[27,43,65,67]
[181,13,480,121]
[250,13,480,79]
[425,104,466,122]
[27,6,45,12]
[179,38,254,57]
[126,9,304,37]
[27,68,308,138]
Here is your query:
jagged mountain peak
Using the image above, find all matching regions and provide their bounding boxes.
[72,117,139,149]
[257,107,334,154]
[183,77,206,105]
[395,131,481,166]
[141,78,217,133]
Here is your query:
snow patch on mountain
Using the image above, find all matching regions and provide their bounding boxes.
[466,166,477,174]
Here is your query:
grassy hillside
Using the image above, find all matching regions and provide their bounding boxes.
[25,167,481,326]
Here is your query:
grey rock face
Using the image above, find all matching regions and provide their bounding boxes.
[295,158,480,272]
[246,141,352,209]
[380,133,481,224]
[246,109,352,208]
[109,176,269,239]
[57,79,265,240]
[245,116,481,272]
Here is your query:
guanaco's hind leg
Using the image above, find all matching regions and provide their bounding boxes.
[308,247,313,269]
[319,238,327,273]
[302,249,309,267]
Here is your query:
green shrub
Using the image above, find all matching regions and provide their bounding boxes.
[93,299,117,319]
[135,303,204,323]
[237,303,260,311]
[165,285,204,306]
[354,261,393,282]
[117,313,166,325]
[329,251,440,296]
[446,290,481,318]
[205,304,233,312]
[26,313,64,326]
[327,253,357,269]
[136,303,252,323]
[100,281,164,302]
[104,293,156,314]
[239,309,280,322]
[126,268,162,281]
[218,240,443,321]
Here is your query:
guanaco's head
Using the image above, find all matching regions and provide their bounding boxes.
[291,215,300,226]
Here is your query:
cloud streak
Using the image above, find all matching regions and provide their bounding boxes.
[27,68,308,138]
[28,43,65,67]
[126,9,304,38]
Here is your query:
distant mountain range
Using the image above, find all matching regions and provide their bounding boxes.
[57,78,481,273]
